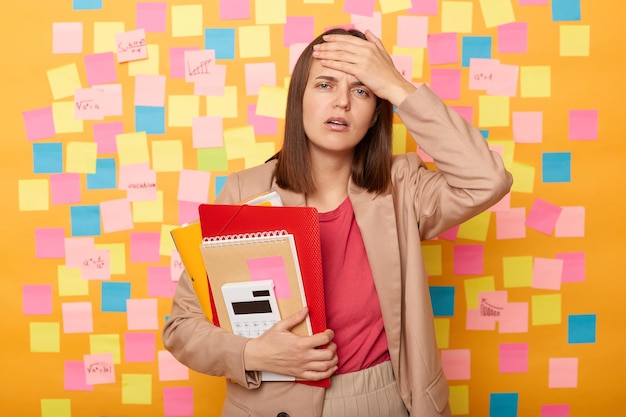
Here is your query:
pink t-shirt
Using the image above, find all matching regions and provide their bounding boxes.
[318,197,390,374]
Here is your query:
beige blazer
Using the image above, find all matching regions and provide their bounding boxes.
[163,85,513,417]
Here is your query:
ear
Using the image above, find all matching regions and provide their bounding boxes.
[369,106,380,128]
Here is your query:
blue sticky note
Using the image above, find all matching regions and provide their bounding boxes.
[70,205,101,236]
[461,36,492,67]
[480,130,489,139]
[429,286,455,317]
[215,175,228,198]
[552,0,581,21]
[135,106,165,134]
[542,152,571,183]
[73,0,102,10]
[101,282,131,312]
[205,28,235,60]
[87,158,116,190]
[490,393,518,417]
[568,314,596,344]
[33,143,63,174]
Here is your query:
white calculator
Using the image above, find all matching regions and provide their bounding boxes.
[221,280,281,338]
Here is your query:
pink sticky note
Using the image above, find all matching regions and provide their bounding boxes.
[64,360,93,391]
[248,104,278,135]
[532,258,563,290]
[427,33,459,65]
[441,349,471,380]
[62,302,94,333]
[23,107,56,141]
[65,237,95,268]
[79,248,111,280]
[284,16,314,46]
[479,290,508,319]
[555,252,585,283]
[496,207,527,239]
[84,52,117,86]
[519,0,548,5]
[351,12,383,37]
[397,15,428,48]
[193,64,227,96]
[177,170,211,204]
[169,47,200,79]
[178,200,201,225]
[454,244,484,275]
[100,199,133,233]
[408,0,438,15]
[498,302,529,333]
[289,43,308,74]
[219,0,250,19]
[525,198,563,236]
[438,225,459,241]
[488,192,511,212]
[192,116,223,148]
[549,358,578,388]
[130,232,161,263]
[499,343,528,373]
[450,106,474,124]
[513,111,543,143]
[569,109,598,140]
[344,0,375,16]
[417,147,435,164]
[148,265,179,297]
[127,299,159,330]
[185,49,216,83]
[468,58,500,91]
[116,29,148,63]
[96,84,123,116]
[75,88,105,120]
[392,55,414,82]
[23,284,53,315]
[555,206,585,237]
[247,256,292,299]
[125,332,157,362]
[53,22,83,54]
[163,386,194,417]
[158,350,189,381]
[541,404,570,417]
[118,163,157,202]
[136,2,167,33]
[245,62,276,96]
[498,22,528,53]
[135,74,166,107]
[466,308,496,331]
[35,228,66,258]
[171,250,185,281]
[486,64,519,97]
[93,121,123,154]
[84,353,116,385]
[430,68,461,100]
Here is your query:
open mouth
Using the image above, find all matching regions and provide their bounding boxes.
[325,117,349,127]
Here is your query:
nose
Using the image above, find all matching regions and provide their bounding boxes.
[333,88,350,110]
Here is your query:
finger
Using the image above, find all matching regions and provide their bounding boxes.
[273,307,309,331]
[364,29,385,50]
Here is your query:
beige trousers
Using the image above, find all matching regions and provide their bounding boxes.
[322,361,409,417]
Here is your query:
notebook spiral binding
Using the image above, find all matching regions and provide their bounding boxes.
[202,229,289,245]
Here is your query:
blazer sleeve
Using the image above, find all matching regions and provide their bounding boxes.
[394,84,513,240]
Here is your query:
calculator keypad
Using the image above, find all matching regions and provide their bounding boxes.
[232,320,278,338]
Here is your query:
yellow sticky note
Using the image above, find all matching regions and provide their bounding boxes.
[198,147,228,172]
[66,142,98,174]
[486,139,515,168]
[18,179,49,211]
[239,25,271,58]
[224,126,256,160]
[128,44,160,76]
[392,123,408,155]
[532,294,561,326]
[90,334,121,364]
[503,256,533,288]
[520,66,551,98]
[160,224,178,256]
[95,243,126,275]
[256,85,288,119]
[560,25,590,57]
[449,385,470,415]
[255,0,286,24]
[442,1,474,33]
[457,211,491,242]
[94,22,125,53]
[168,95,200,127]
[47,63,82,100]
[58,265,89,296]
[422,244,442,276]
[508,161,535,194]
[30,322,60,352]
[283,76,291,89]
[206,86,238,118]
[434,318,450,349]
[53,101,84,134]
[479,0,516,28]
[122,374,152,405]
[152,140,183,172]
[41,399,71,417]
[172,5,203,37]
[478,95,510,127]
[116,132,149,166]
[464,276,495,309]
[392,47,424,79]
[379,0,412,14]
[303,0,333,3]
[132,190,164,223]
[244,141,276,169]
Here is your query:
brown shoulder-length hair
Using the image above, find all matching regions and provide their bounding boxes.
[270,28,394,195]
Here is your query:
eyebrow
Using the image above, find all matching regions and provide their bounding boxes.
[314,75,366,87]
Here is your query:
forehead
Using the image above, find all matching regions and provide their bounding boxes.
[306,59,362,84]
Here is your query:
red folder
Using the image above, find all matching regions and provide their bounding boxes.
[198,203,329,388]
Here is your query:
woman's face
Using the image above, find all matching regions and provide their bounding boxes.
[302,59,377,159]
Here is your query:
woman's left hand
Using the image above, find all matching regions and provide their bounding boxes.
[312,30,417,107]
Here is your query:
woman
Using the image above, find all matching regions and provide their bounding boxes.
[163,28,512,417]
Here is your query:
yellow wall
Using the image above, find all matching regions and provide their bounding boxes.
[1,1,624,416]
